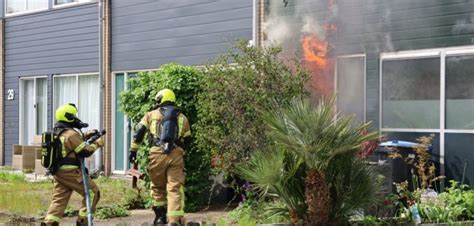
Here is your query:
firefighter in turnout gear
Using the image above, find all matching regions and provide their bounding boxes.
[129,89,191,226]
[42,103,104,226]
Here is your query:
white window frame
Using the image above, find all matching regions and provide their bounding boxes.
[53,0,97,9]
[19,76,48,145]
[379,45,474,178]
[111,70,152,175]
[5,0,48,17]
[334,54,367,123]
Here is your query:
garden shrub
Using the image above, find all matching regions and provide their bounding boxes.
[238,98,381,225]
[195,40,309,176]
[119,63,209,212]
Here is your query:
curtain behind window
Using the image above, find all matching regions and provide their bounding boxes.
[54,76,77,116]
[6,0,25,14]
[79,74,100,170]
[36,78,48,135]
[22,80,35,145]
[26,0,48,11]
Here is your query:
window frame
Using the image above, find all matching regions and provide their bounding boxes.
[379,45,474,179]
[19,76,48,145]
[334,54,367,123]
[52,72,99,127]
[5,0,49,17]
[111,70,152,175]
[53,0,96,9]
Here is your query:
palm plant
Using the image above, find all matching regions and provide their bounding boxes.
[262,97,378,225]
[238,147,306,224]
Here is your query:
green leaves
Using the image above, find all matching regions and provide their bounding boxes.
[239,97,382,224]
[195,40,309,175]
[263,97,377,171]
[118,63,209,212]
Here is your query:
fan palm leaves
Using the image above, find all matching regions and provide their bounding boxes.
[240,97,380,225]
[263,97,377,171]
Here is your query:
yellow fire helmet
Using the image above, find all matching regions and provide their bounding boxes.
[55,103,78,122]
[155,89,176,104]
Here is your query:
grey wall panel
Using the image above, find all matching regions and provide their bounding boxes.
[113,29,250,53]
[111,0,253,71]
[3,78,18,165]
[0,0,4,18]
[3,3,99,165]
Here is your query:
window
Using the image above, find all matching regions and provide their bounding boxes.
[20,77,47,145]
[445,133,474,187]
[445,55,474,130]
[382,58,440,129]
[54,0,94,6]
[53,74,100,168]
[6,0,48,15]
[336,56,365,124]
[380,47,474,186]
[113,72,138,173]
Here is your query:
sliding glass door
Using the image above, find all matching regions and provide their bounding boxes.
[53,74,100,170]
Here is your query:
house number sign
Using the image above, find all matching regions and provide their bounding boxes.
[7,89,14,100]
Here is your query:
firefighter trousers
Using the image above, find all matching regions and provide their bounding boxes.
[149,147,185,224]
[43,168,100,224]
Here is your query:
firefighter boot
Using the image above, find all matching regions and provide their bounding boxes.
[153,206,167,225]
[76,216,88,226]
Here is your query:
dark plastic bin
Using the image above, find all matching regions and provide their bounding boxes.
[372,140,419,193]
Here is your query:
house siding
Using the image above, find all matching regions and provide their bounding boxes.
[266,0,474,185]
[111,0,253,71]
[267,0,474,128]
[3,3,99,165]
[336,0,474,128]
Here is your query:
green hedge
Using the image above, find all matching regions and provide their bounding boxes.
[195,40,309,176]
[119,63,209,212]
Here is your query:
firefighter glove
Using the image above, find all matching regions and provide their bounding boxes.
[94,137,105,147]
[84,129,98,140]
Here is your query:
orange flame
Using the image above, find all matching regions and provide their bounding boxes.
[302,35,335,97]
[301,0,337,99]
[302,36,329,68]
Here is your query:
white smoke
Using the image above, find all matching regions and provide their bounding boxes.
[264,1,326,45]
[301,16,324,36]
[452,14,474,34]
[384,33,395,52]
[263,16,293,44]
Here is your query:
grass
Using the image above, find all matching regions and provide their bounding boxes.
[0,169,138,218]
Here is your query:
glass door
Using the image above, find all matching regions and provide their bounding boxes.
[20,77,47,145]
[113,72,138,173]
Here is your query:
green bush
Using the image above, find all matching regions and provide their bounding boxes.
[195,40,309,175]
[0,170,26,182]
[122,187,151,209]
[227,200,290,225]
[119,63,210,212]
[95,205,129,219]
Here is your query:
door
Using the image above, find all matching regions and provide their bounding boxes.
[20,77,47,145]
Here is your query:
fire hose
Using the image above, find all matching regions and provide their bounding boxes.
[80,129,106,226]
